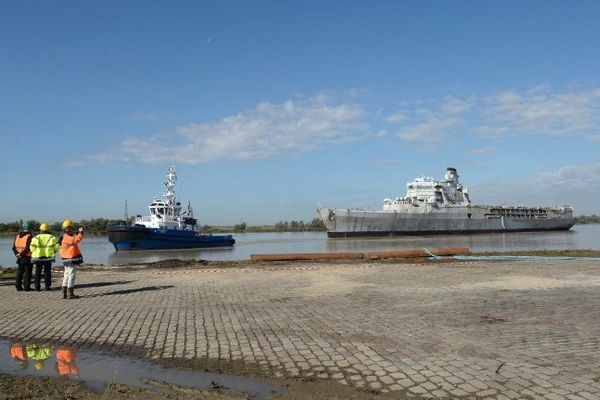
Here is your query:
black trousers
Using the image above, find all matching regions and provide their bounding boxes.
[34,261,53,290]
[15,262,33,290]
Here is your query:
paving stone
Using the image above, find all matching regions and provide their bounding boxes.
[0,259,598,399]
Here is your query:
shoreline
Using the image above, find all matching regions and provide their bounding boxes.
[2,249,600,273]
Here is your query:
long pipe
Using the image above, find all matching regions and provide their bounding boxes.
[250,247,470,262]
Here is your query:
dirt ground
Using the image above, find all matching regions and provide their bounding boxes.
[0,374,404,400]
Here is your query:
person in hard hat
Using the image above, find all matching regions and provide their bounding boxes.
[10,343,29,370]
[59,219,84,299]
[30,223,60,291]
[12,221,34,291]
[55,347,79,377]
[26,343,53,371]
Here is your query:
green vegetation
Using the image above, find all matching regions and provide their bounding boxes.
[473,249,600,257]
[204,218,326,233]
[0,218,125,235]
[0,218,326,235]
[0,267,16,279]
[575,215,600,224]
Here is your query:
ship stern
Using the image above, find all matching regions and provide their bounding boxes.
[316,207,337,232]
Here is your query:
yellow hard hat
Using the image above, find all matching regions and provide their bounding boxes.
[40,223,49,231]
[62,219,73,228]
[35,360,44,370]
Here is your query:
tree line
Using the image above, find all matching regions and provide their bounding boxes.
[575,215,600,224]
[203,218,326,233]
[0,217,327,234]
[0,218,124,235]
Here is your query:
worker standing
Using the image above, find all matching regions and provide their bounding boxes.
[30,223,60,291]
[12,222,34,291]
[58,220,84,299]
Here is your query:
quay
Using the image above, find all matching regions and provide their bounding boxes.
[1,258,599,399]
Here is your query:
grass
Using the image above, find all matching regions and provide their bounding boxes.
[0,267,16,279]
[473,249,600,257]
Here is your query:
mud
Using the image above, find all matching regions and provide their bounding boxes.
[0,372,408,400]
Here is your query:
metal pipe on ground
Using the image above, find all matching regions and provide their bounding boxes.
[365,247,469,259]
[250,247,470,262]
[364,249,429,259]
[429,247,470,256]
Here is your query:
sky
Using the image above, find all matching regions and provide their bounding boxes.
[1,0,600,224]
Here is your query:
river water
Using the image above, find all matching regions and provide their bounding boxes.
[1,225,599,266]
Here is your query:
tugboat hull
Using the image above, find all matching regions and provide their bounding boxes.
[108,226,235,251]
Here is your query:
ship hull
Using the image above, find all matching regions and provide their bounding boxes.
[318,208,575,238]
[108,226,235,250]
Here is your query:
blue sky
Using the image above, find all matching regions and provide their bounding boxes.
[1,1,600,224]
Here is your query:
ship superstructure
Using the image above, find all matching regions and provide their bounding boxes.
[317,167,574,237]
[108,167,235,250]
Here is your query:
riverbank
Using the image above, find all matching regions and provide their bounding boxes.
[1,257,599,399]
[2,248,600,271]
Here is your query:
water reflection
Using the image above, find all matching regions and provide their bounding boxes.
[2,340,284,398]
[325,230,580,253]
[9,342,79,376]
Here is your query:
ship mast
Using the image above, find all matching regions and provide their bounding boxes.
[164,166,177,220]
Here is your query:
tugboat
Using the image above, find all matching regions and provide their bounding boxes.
[108,167,235,250]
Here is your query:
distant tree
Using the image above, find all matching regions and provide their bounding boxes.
[233,222,247,232]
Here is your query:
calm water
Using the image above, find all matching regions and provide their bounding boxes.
[1,225,599,266]
[0,340,284,398]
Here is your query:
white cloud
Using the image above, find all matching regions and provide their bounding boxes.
[384,86,600,144]
[386,96,472,144]
[470,146,496,155]
[475,126,509,137]
[536,164,600,191]
[440,97,472,114]
[384,111,407,123]
[481,87,600,137]
[473,163,600,208]
[97,94,366,164]
[397,117,461,143]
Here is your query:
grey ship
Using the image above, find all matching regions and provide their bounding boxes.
[317,167,575,238]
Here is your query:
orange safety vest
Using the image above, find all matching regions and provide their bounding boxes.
[59,232,83,262]
[56,348,79,376]
[14,233,32,257]
[10,343,27,361]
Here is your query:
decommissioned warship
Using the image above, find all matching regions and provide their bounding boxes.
[317,167,575,238]
[108,167,235,250]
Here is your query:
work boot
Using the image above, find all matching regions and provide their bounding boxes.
[68,288,79,300]
[62,287,68,299]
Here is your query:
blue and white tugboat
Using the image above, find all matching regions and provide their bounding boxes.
[108,167,235,250]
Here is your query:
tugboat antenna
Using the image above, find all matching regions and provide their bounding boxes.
[124,199,128,221]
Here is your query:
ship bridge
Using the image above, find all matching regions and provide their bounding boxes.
[383,167,470,211]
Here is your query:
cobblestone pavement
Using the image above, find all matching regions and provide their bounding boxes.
[1,259,600,399]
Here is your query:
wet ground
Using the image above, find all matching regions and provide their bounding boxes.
[0,340,283,399]
[1,258,600,399]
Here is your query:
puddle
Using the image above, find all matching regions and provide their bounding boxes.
[0,340,285,399]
